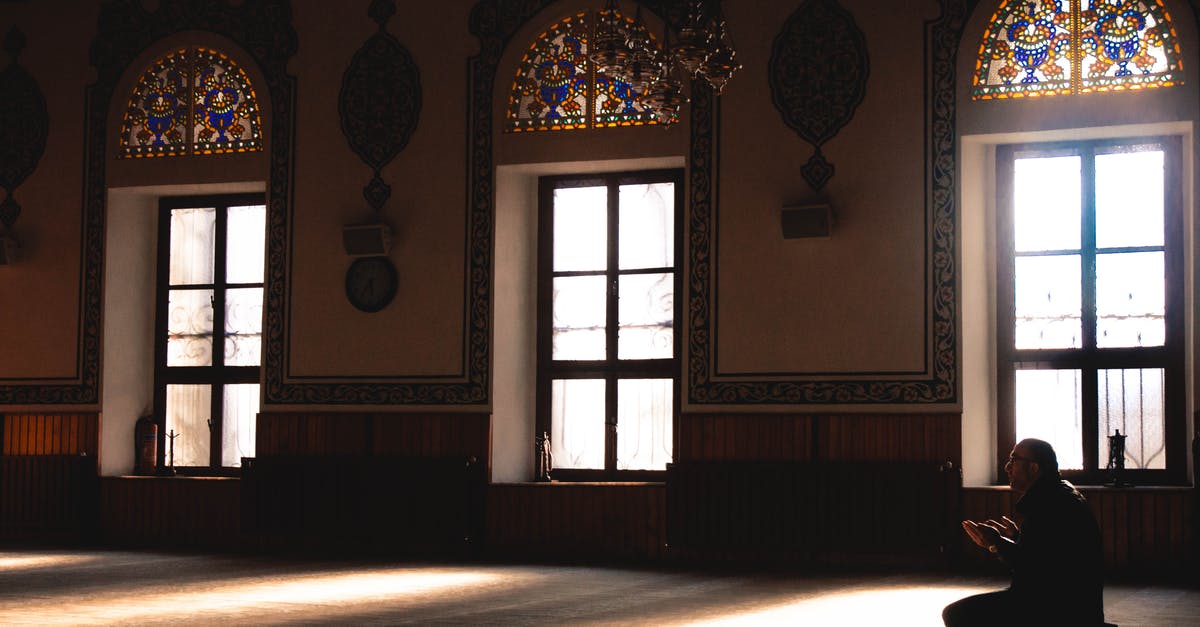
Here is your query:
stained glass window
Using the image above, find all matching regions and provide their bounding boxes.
[507,12,659,132]
[973,0,1182,100]
[120,47,263,157]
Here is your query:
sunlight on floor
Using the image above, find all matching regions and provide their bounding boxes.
[0,566,525,625]
[0,554,100,571]
[678,584,988,627]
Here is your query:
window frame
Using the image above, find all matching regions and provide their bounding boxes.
[535,168,684,481]
[153,192,265,475]
[995,136,1186,485]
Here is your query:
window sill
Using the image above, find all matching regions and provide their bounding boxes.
[492,481,664,487]
[111,475,239,481]
[968,484,1191,491]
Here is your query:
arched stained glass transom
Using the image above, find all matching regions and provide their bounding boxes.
[973,0,1182,100]
[506,12,663,132]
[119,47,264,158]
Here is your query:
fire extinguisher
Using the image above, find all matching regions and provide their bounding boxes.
[134,414,157,475]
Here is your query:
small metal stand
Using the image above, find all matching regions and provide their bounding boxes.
[163,429,179,476]
[1106,429,1130,487]
[535,431,553,482]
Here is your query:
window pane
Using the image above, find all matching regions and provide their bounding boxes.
[224,287,263,366]
[1015,255,1081,349]
[554,186,607,272]
[222,384,258,467]
[226,204,266,283]
[618,273,673,359]
[191,48,264,155]
[1096,149,1163,249]
[167,289,214,366]
[1014,156,1080,252]
[616,378,672,470]
[619,183,673,270]
[550,379,605,469]
[1098,369,1165,471]
[1097,252,1164,348]
[169,208,215,285]
[165,384,211,467]
[1015,369,1082,470]
[553,275,606,360]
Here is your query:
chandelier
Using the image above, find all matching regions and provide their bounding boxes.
[591,0,741,126]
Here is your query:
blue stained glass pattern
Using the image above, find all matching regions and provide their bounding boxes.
[120,47,263,158]
[973,0,1182,100]
[506,11,659,132]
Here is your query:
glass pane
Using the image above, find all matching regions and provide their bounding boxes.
[226,204,266,283]
[119,49,190,158]
[1098,369,1165,471]
[504,13,591,132]
[1014,155,1080,252]
[167,289,214,367]
[618,273,673,359]
[971,1,1072,100]
[222,384,258,467]
[1078,3,1183,94]
[1097,252,1164,348]
[1015,369,1082,470]
[1015,255,1081,349]
[1096,149,1163,249]
[169,208,215,285]
[619,182,673,270]
[165,384,211,467]
[552,275,606,360]
[616,378,672,470]
[594,74,657,128]
[554,186,607,272]
[550,378,605,469]
[225,287,263,366]
[191,48,264,155]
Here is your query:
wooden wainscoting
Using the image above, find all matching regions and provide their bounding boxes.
[1,455,99,543]
[485,483,666,562]
[100,477,241,550]
[2,413,100,456]
[256,411,490,468]
[963,486,1195,576]
[677,413,961,465]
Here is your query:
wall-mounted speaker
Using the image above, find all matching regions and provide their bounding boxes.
[781,204,833,239]
[342,223,393,257]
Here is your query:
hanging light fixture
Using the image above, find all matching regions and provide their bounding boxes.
[589,0,740,127]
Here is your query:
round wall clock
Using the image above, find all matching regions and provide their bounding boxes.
[344,256,397,313]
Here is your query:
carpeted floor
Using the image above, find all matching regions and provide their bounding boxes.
[0,549,1195,625]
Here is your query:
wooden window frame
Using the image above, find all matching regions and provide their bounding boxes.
[996,137,1187,485]
[535,169,684,482]
[153,193,265,475]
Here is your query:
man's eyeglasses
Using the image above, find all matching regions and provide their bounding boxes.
[1006,453,1034,464]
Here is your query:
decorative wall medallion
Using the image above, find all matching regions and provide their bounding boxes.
[768,0,869,192]
[687,0,961,404]
[0,27,49,230]
[339,0,422,211]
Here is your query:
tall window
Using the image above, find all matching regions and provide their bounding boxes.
[973,0,1182,100]
[537,170,682,479]
[996,138,1184,483]
[119,47,263,158]
[506,12,662,132]
[154,194,265,472]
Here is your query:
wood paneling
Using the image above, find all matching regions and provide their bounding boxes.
[256,412,490,466]
[678,413,961,465]
[0,455,99,543]
[2,413,100,456]
[666,460,961,565]
[100,477,241,550]
[486,483,666,562]
[962,486,1194,575]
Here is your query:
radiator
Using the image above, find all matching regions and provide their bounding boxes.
[666,461,961,559]
[241,455,486,556]
[0,455,99,543]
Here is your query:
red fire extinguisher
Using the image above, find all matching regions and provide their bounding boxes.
[134,415,157,475]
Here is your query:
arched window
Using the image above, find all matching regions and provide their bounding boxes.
[119,47,263,158]
[972,0,1182,100]
[506,12,662,132]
